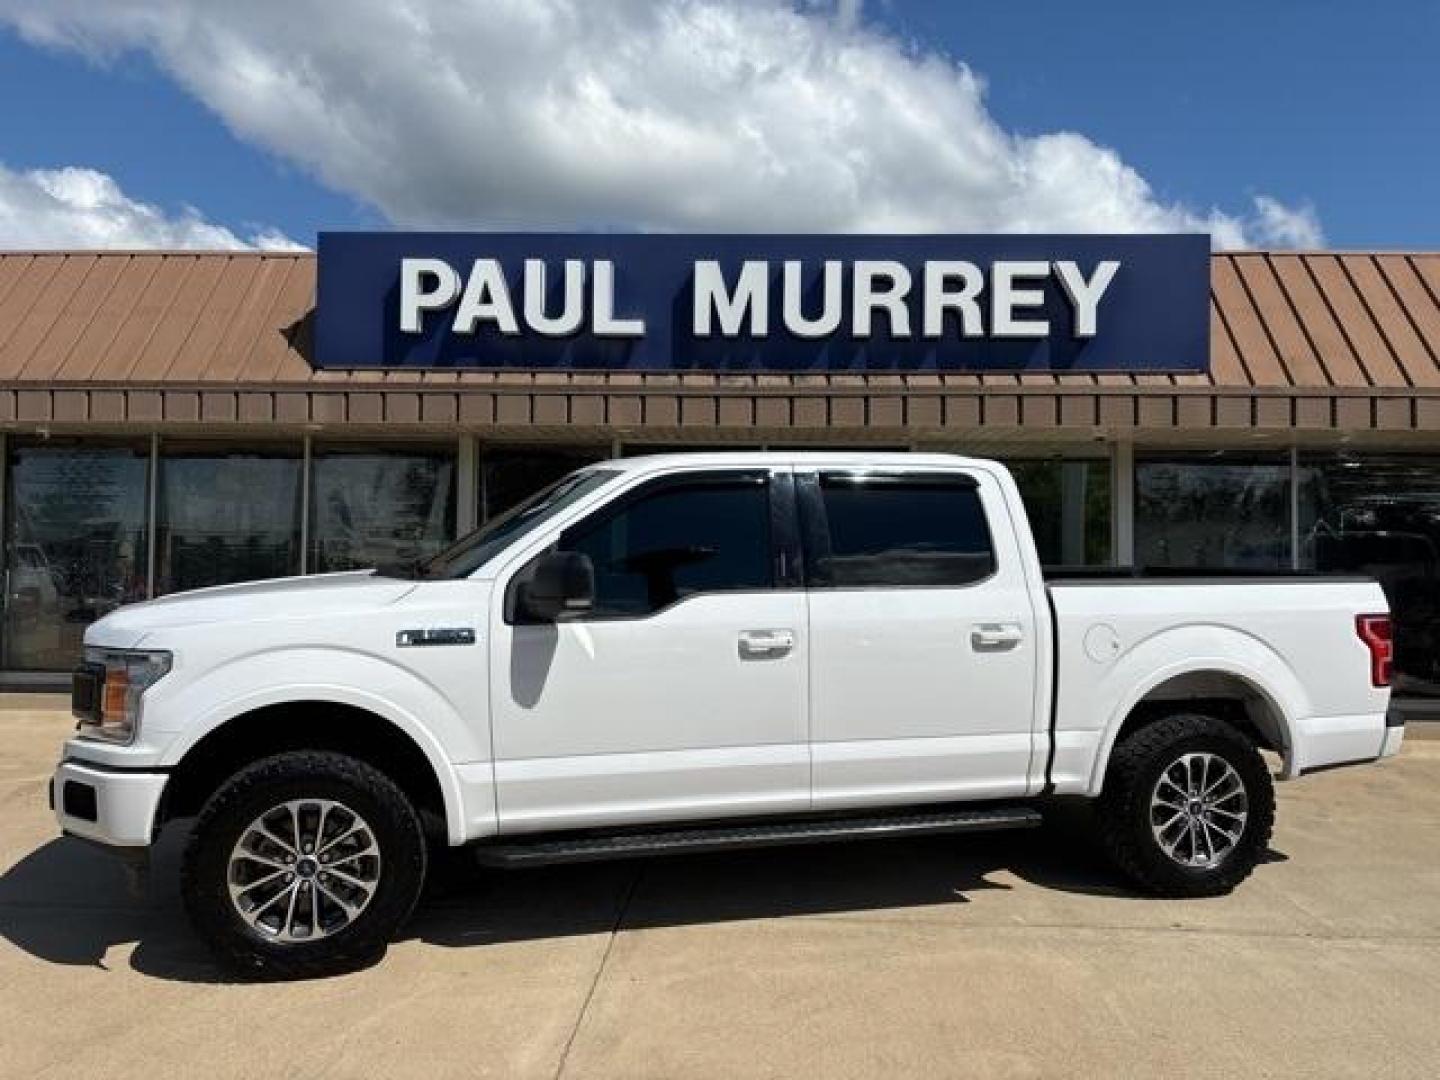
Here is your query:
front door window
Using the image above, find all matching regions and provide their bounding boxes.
[558,472,773,617]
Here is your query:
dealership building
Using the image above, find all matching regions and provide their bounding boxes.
[0,236,1437,708]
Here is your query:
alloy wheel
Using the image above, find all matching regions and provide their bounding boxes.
[1149,752,1249,869]
[226,799,382,943]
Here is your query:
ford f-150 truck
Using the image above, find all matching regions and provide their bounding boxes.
[51,453,1403,977]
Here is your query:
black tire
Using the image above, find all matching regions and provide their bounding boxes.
[181,751,428,979]
[1096,713,1274,897]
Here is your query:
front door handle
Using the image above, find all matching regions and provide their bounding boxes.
[971,623,1024,651]
[738,628,795,660]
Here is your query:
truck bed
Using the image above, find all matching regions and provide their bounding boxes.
[1042,570,1392,791]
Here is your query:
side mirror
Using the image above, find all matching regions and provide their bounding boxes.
[515,550,595,623]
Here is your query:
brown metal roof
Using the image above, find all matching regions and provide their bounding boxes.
[0,250,1438,436]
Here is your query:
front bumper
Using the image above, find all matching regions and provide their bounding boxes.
[51,759,168,847]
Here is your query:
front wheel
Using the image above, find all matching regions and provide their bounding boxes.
[181,751,427,979]
[1096,713,1275,897]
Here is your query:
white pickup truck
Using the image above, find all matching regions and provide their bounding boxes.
[52,453,1403,977]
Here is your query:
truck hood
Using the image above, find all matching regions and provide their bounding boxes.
[85,572,418,648]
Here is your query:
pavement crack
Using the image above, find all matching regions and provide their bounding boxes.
[552,867,642,1080]
[803,911,1440,945]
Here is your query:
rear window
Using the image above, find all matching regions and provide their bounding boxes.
[807,474,995,588]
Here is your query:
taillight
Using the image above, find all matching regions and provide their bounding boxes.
[1355,614,1393,688]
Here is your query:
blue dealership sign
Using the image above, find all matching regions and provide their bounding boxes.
[314,232,1209,373]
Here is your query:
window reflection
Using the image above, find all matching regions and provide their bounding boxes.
[482,445,610,521]
[156,446,302,594]
[1135,455,1290,570]
[3,443,150,671]
[310,446,456,572]
[1299,453,1440,696]
[1005,458,1112,566]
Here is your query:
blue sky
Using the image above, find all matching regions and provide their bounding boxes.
[0,0,1433,249]
[877,1,1439,248]
[0,30,365,243]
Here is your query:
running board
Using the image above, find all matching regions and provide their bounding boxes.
[474,805,1042,868]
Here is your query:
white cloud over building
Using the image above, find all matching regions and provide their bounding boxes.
[0,0,1322,248]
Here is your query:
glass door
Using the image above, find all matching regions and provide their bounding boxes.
[308,444,456,572]
[156,444,302,594]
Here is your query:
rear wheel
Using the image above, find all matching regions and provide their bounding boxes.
[181,751,427,979]
[1096,713,1274,897]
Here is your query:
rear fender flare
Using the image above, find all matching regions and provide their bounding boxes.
[1085,627,1308,795]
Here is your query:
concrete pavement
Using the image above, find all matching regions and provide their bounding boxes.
[2,703,1438,1079]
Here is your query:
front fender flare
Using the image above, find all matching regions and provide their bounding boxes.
[156,653,480,845]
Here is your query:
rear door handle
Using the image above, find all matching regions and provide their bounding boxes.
[971,623,1024,651]
[738,628,795,660]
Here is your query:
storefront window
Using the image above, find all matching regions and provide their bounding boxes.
[1135,454,1291,570]
[482,445,610,521]
[1299,453,1440,696]
[3,442,150,671]
[156,445,302,594]
[1005,458,1112,566]
[310,446,456,572]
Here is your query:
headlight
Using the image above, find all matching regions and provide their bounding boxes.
[74,648,172,745]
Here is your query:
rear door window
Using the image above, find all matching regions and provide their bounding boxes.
[803,473,995,588]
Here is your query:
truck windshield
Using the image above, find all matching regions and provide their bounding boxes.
[379,468,618,580]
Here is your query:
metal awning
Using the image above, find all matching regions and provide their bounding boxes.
[0,250,1436,438]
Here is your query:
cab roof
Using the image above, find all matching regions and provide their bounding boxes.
[599,450,992,474]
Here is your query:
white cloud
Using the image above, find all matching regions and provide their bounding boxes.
[0,162,306,250]
[1247,195,1325,249]
[0,0,1321,249]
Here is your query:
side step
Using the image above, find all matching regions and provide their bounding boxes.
[474,805,1042,868]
